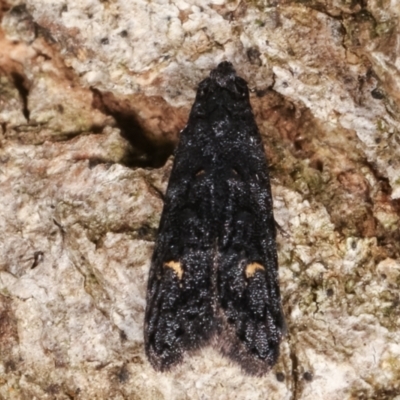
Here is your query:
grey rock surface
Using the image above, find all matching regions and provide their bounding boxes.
[1,1,400,399]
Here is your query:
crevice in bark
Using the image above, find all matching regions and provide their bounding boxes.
[289,338,299,400]
[91,88,175,169]
[11,72,30,122]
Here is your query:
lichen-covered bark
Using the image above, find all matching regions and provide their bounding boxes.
[1,0,400,399]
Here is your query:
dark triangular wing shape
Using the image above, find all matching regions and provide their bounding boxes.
[144,62,284,375]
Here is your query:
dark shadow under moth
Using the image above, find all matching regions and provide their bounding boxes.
[144,62,285,376]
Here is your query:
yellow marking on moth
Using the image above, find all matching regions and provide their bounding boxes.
[164,261,183,280]
[245,262,265,278]
[195,169,205,177]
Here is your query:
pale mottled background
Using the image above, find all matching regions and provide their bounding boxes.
[1,1,400,399]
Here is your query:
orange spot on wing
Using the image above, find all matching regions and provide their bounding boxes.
[245,262,265,278]
[164,261,183,280]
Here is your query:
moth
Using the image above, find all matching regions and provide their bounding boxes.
[144,61,285,375]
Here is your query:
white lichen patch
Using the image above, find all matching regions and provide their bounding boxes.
[273,184,400,398]
[0,130,161,396]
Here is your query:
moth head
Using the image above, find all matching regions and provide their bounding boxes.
[210,61,236,87]
[210,61,249,100]
[195,62,249,105]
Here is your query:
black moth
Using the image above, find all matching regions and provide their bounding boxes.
[144,61,285,376]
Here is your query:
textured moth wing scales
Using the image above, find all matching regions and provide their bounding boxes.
[144,61,284,375]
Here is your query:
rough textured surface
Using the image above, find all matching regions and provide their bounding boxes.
[1,0,400,399]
